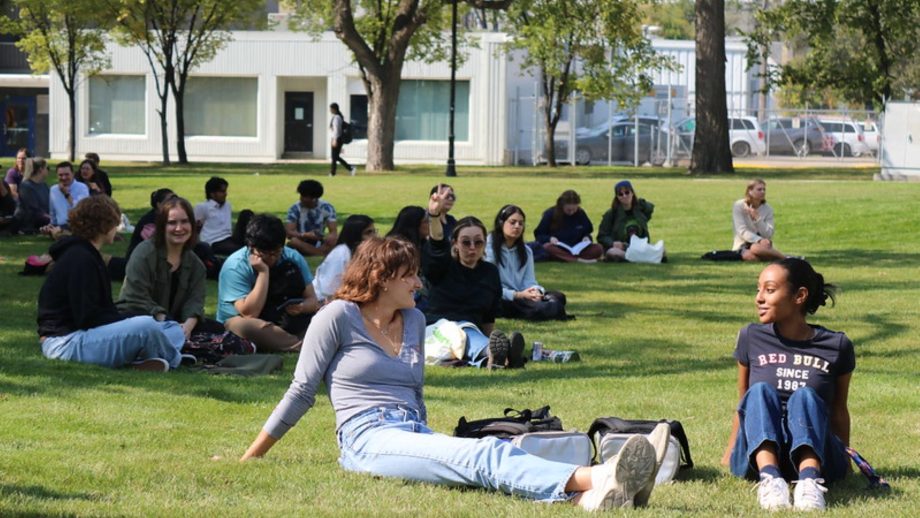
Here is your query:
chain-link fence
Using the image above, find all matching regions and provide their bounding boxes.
[506,89,880,166]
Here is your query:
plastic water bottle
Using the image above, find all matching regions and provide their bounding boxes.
[532,341,543,361]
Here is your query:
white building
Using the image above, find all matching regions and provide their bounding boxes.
[47,30,756,165]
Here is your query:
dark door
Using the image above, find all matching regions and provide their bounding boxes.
[284,92,313,153]
[1,96,36,156]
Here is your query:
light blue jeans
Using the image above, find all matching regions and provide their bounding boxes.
[462,323,490,367]
[337,405,579,501]
[730,382,850,482]
[41,316,185,369]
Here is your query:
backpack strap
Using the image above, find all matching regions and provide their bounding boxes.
[667,420,694,470]
[589,417,694,470]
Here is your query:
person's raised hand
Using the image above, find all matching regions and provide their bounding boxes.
[428,184,450,216]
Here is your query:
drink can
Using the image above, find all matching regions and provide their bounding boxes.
[532,341,543,361]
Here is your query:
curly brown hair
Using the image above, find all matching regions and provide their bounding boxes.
[335,237,420,304]
[69,195,121,241]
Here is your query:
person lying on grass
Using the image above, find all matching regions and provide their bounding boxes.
[241,236,671,510]
[723,258,853,511]
[37,195,185,372]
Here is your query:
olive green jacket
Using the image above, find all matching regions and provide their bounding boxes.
[116,239,206,321]
[596,199,655,249]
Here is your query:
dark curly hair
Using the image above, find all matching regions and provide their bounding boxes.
[69,195,121,241]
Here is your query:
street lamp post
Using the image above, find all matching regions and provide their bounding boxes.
[445,0,458,177]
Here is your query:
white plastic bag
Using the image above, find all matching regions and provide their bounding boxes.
[424,319,467,364]
[512,431,594,466]
[624,235,665,264]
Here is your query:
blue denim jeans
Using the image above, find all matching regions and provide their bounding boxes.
[730,382,850,482]
[41,316,185,369]
[462,323,490,368]
[337,405,579,501]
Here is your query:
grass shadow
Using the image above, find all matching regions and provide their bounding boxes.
[0,483,95,502]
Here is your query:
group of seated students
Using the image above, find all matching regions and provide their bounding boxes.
[9,155,847,511]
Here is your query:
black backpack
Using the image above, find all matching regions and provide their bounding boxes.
[454,406,563,439]
[587,417,694,470]
[340,120,353,144]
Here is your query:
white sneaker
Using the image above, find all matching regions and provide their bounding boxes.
[634,422,671,507]
[793,478,827,511]
[756,473,791,510]
[349,165,357,176]
[579,435,656,511]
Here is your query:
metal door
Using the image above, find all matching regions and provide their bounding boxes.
[284,92,313,153]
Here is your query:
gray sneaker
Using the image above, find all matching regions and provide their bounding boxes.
[580,435,656,511]
[349,165,357,176]
[634,422,671,507]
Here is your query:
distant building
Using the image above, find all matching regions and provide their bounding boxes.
[0,34,49,158]
[46,27,757,165]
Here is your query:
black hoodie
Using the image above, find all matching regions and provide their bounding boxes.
[37,236,126,337]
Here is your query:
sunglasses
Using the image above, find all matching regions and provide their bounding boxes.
[617,190,632,197]
[459,239,485,249]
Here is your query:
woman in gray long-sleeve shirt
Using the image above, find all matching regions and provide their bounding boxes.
[240,236,662,510]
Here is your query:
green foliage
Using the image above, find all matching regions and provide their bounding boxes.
[641,0,695,40]
[1,165,918,516]
[747,0,920,108]
[7,0,109,87]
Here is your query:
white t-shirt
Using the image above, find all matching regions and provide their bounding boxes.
[312,243,351,301]
[194,199,232,245]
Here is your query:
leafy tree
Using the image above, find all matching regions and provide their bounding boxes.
[6,0,109,161]
[287,0,510,172]
[690,0,733,174]
[106,0,264,164]
[746,0,920,109]
[641,0,695,40]
[504,0,675,167]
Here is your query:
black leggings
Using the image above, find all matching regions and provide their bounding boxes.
[331,142,351,175]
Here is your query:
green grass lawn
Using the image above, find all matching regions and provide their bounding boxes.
[1,163,917,516]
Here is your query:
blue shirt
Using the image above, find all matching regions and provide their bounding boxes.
[49,182,90,226]
[216,246,314,322]
[483,234,543,301]
[286,199,336,235]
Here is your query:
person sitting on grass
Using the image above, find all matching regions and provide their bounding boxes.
[126,188,175,260]
[597,180,663,262]
[12,158,52,235]
[43,162,90,237]
[4,147,28,199]
[386,205,431,309]
[217,214,320,352]
[240,236,671,511]
[194,176,251,256]
[423,186,522,369]
[117,196,224,338]
[732,179,786,262]
[722,258,853,511]
[312,214,376,303]
[0,174,15,235]
[285,179,338,257]
[485,204,568,320]
[37,195,185,372]
[76,158,112,197]
[534,189,603,263]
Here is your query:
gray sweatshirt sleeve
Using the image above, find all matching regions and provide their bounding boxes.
[262,302,346,439]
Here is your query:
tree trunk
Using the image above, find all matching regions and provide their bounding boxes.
[364,73,400,171]
[173,80,188,164]
[67,87,76,162]
[157,92,170,165]
[544,109,558,168]
[690,0,733,174]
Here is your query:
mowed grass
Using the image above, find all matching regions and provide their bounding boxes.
[0,163,917,517]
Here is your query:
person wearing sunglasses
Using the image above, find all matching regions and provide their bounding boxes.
[485,204,568,320]
[533,190,604,263]
[217,214,321,352]
[422,186,523,368]
[597,180,662,262]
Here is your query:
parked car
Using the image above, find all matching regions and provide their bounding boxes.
[818,119,871,157]
[671,116,766,158]
[860,121,880,156]
[576,115,663,137]
[762,117,830,157]
[552,122,665,165]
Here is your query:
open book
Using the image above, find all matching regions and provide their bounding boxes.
[554,240,592,256]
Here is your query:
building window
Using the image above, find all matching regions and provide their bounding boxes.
[89,75,145,135]
[395,80,469,141]
[185,77,257,137]
[349,95,368,140]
